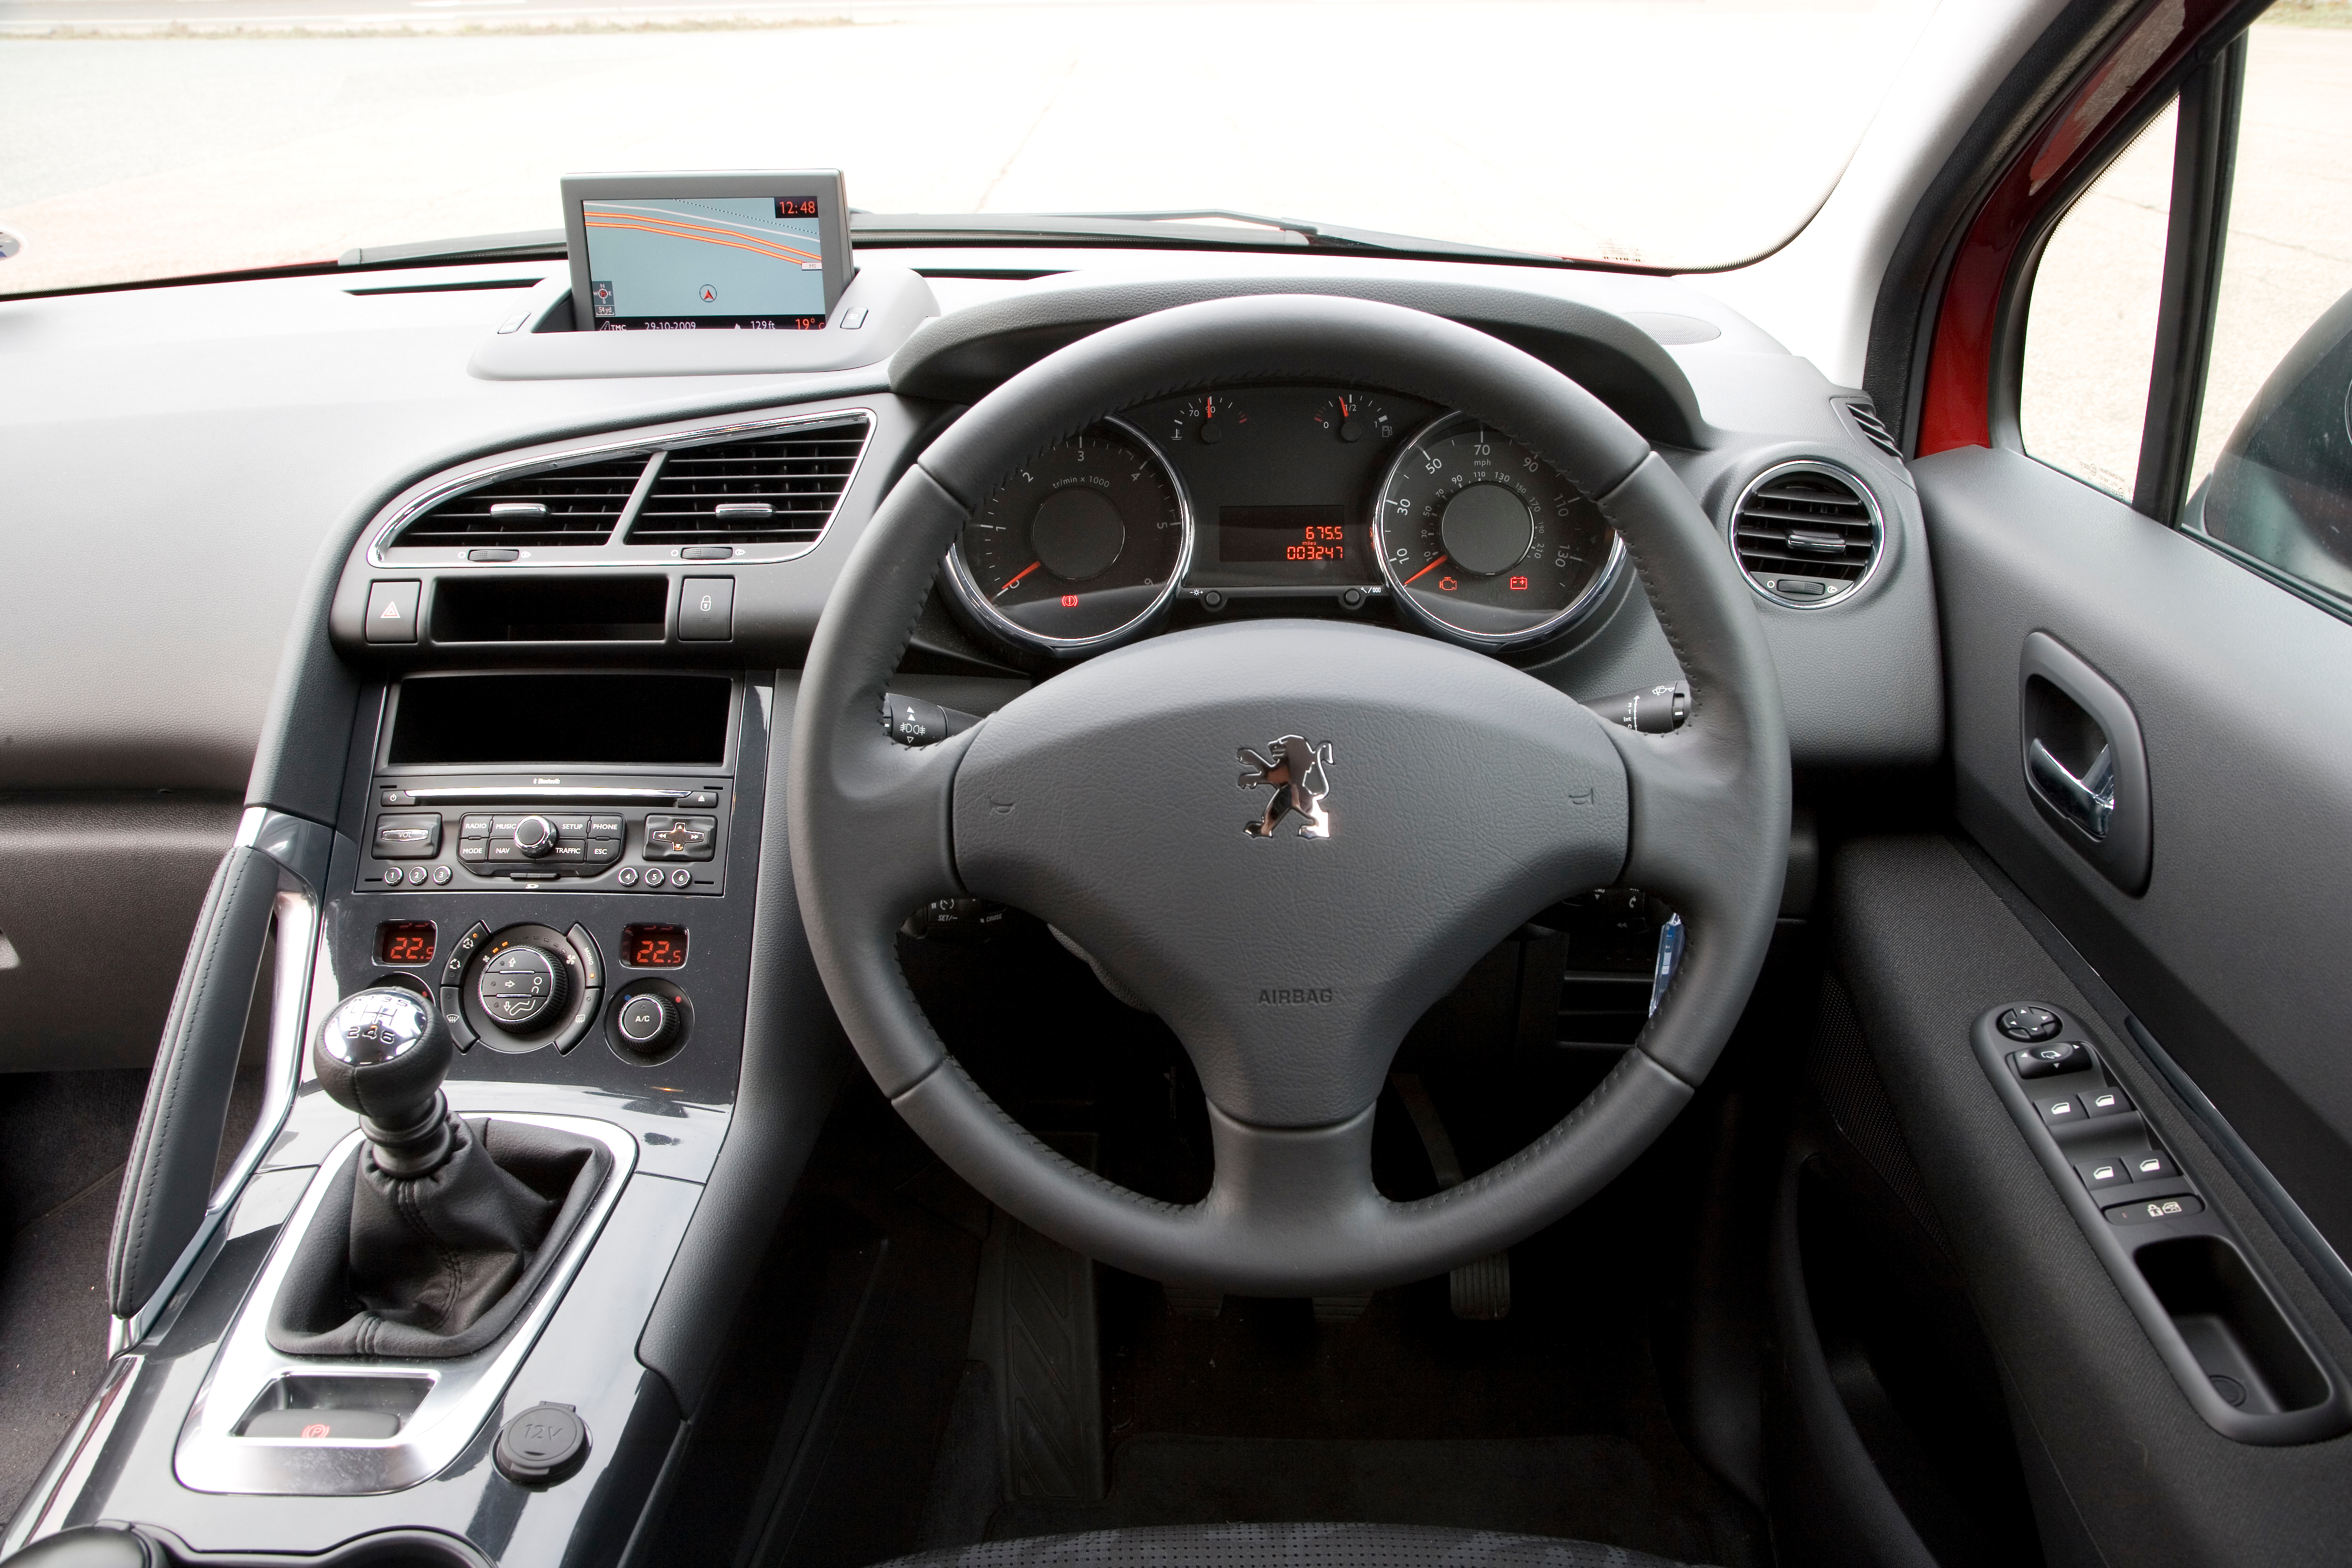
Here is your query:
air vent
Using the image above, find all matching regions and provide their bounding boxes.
[392,455,648,548]
[1841,400,1903,461]
[1730,461,1882,608]
[628,416,871,547]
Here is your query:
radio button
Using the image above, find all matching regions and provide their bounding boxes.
[461,815,493,839]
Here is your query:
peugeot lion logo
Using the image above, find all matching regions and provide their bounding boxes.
[1238,735,1335,840]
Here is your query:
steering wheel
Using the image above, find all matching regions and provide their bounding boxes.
[790,294,1788,1297]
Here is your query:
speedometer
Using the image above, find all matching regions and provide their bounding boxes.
[1372,416,1622,648]
[947,420,1193,654]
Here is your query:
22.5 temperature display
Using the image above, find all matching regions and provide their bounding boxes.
[376,921,436,965]
[621,924,689,968]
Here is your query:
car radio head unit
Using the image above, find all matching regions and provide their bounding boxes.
[559,169,853,332]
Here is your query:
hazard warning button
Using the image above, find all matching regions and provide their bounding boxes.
[366,580,421,645]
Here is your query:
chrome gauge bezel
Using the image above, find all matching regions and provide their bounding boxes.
[1370,412,1627,650]
[944,416,1197,657]
[1727,458,1886,610]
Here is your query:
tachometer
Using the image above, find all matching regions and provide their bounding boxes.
[947,421,1193,653]
[1372,416,1621,647]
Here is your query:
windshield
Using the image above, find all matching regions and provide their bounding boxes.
[0,0,1940,297]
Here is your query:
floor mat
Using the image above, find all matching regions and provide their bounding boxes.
[0,1171,122,1524]
[990,1435,1739,1568]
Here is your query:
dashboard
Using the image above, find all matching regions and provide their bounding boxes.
[0,247,1944,1076]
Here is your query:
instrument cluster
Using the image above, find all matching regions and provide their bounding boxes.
[941,384,1625,660]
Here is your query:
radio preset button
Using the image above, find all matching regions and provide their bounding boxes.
[618,868,639,887]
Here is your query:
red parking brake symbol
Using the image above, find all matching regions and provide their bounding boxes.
[302,1422,331,1438]
[1061,594,1079,607]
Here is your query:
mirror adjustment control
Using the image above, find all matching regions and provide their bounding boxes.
[1998,1005,2063,1042]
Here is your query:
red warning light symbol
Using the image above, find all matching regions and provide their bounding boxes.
[1509,575,1530,591]
[1061,594,1079,607]
[302,1422,331,1439]
[1437,576,1458,592]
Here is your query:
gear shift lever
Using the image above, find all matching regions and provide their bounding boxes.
[313,988,456,1176]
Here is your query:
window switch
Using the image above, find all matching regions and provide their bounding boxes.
[2084,1086,2134,1118]
[2014,1040,2093,1078]
[2076,1155,2133,1191]
[2037,1092,2087,1128]
[2129,1149,2180,1181]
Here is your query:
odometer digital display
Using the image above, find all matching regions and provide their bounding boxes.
[621,924,689,969]
[1216,506,1369,573]
[376,921,436,966]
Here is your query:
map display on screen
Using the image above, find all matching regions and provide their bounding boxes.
[580,195,828,329]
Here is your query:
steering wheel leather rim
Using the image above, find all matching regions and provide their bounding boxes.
[791,294,1788,1296]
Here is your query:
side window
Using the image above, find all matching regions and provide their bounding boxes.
[2019,103,2177,498]
[2017,12,2352,611]
[2182,23,2352,601]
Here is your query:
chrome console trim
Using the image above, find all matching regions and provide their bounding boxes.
[173,1113,638,1495]
[111,810,336,1356]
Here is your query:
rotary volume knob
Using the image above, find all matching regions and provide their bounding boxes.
[512,815,558,858]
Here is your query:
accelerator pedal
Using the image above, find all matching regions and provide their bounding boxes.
[1391,1073,1512,1320]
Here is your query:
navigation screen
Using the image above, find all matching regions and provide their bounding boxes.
[581,196,829,330]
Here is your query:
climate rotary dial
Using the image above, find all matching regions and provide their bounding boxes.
[1372,416,1621,648]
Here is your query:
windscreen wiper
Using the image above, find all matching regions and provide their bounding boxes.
[849,210,1572,266]
[337,229,565,268]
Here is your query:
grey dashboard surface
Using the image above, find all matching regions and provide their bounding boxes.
[0,255,1947,1081]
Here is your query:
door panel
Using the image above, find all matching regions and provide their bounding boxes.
[1922,443,2352,1289]
[1827,832,2352,1568]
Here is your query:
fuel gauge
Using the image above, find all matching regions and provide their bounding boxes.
[1312,392,1397,444]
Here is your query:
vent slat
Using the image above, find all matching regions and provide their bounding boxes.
[1731,463,1879,604]
[391,455,646,548]
[628,417,871,545]
[1843,401,1904,461]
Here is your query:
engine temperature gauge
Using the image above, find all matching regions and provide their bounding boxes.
[1163,392,1248,447]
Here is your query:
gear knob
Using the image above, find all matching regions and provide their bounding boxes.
[314,988,455,1176]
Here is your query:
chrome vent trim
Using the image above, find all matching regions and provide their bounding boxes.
[368,407,877,567]
[390,455,648,547]
[627,415,871,546]
[1729,460,1884,609]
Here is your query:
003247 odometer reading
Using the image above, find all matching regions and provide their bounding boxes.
[1372,417,1621,647]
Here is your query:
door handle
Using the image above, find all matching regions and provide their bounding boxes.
[2018,632,2151,894]
[2027,738,2115,839]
